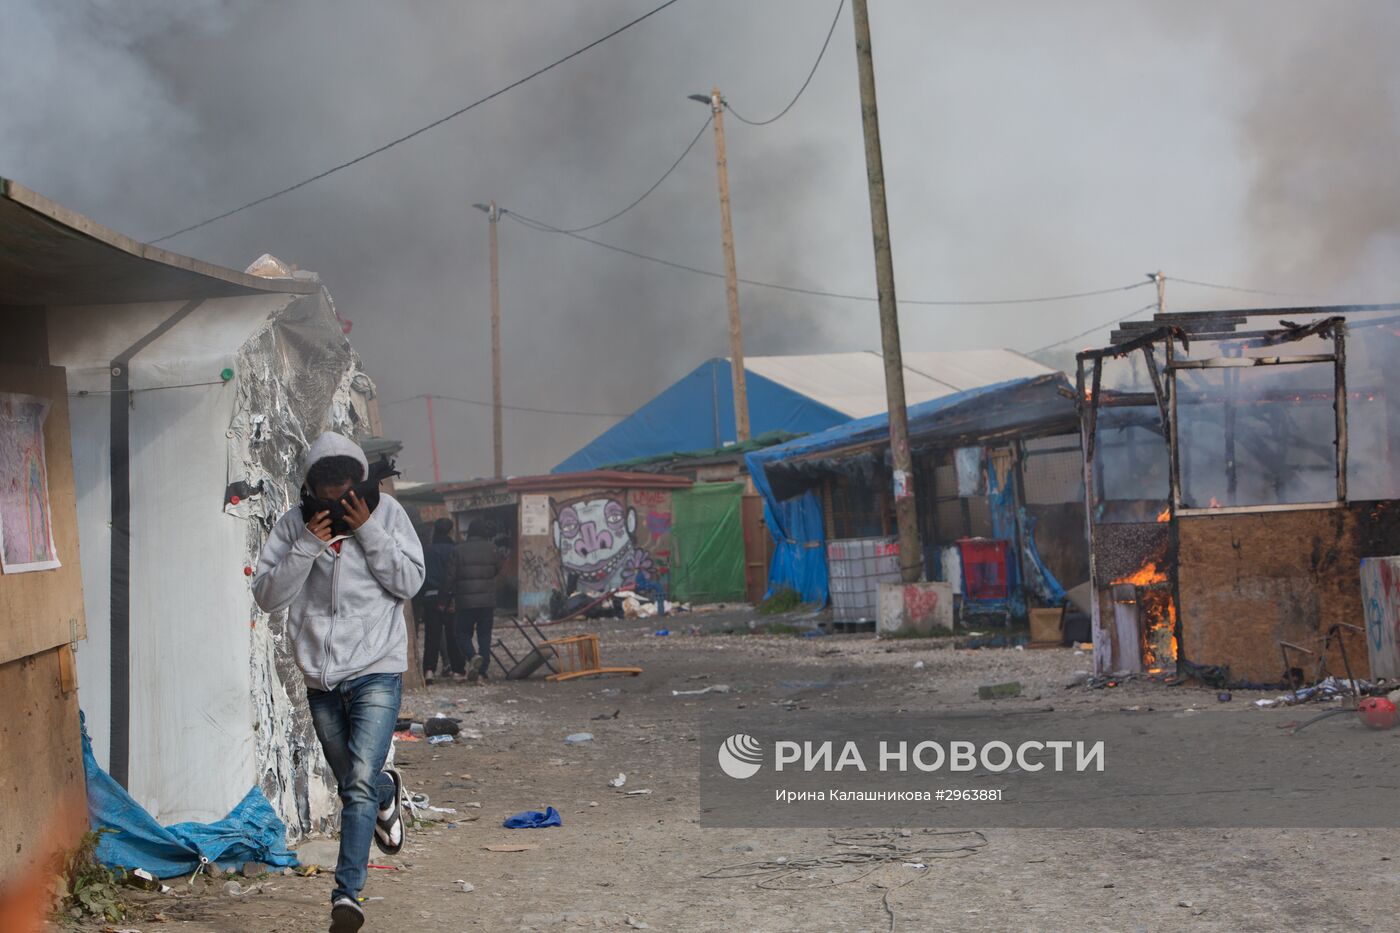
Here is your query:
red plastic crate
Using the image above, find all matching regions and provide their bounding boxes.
[958,538,1009,600]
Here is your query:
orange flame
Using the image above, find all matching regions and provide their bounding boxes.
[1156,507,1171,523]
[1114,561,1168,588]
[1209,497,1221,509]
[1114,561,1177,672]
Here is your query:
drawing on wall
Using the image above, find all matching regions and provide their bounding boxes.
[0,393,60,573]
[554,496,656,592]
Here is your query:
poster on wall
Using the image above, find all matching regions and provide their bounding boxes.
[0,392,60,573]
[520,494,551,537]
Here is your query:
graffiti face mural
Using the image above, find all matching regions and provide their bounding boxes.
[554,497,654,591]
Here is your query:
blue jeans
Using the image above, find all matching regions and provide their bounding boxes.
[307,672,402,903]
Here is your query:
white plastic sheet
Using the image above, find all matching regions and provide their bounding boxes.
[50,291,364,836]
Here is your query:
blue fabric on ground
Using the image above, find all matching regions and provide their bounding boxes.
[82,712,299,878]
[502,806,562,829]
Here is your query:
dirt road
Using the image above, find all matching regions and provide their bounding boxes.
[84,622,1400,932]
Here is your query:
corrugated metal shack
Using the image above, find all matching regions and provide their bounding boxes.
[747,373,1087,623]
[1076,303,1400,682]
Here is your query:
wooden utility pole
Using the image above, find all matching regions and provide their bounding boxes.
[486,202,505,477]
[851,0,920,582]
[704,87,752,443]
[424,394,442,483]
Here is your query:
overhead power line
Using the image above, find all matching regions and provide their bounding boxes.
[1167,276,1313,300]
[537,116,711,233]
[1026,303,1158,355]
[149,0,687,243]
[386,392,626,419]
[506,210,1151,307]
[724,0,846,126]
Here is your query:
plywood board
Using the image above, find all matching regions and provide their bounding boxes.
[0,365,85,664]
[1177,508,1372,683]
[0,646,85,878]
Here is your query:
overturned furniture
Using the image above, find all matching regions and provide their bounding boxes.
[495,619,642,682]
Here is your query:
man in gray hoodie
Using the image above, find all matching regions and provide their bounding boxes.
[252,432,424,933]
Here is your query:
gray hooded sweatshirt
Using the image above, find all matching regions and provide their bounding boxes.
[252,432,425,691]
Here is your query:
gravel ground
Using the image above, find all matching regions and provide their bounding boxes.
[65,616,1400,932]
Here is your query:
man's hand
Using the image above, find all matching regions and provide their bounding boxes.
[307,510,333,542]
[342,490,372,531]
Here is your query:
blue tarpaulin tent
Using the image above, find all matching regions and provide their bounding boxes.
[746,374,1077,601]
[554,359,848,472]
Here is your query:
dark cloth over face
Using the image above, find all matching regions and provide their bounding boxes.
[299,456,400,537]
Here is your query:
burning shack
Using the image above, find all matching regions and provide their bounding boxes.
[1077,304,1400,682]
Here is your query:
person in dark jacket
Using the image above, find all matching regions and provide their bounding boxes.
[418,518,462,684]
[445,519,501,681]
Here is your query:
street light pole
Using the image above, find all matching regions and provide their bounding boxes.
[850,0,921,582]
[690,88,752,443]
[474,201,505,478]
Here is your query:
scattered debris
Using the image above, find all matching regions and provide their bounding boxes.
[425,716,461,737]
[1358,696,1399,730]
[977,681,1022,700]
[428,734,454,746]
[671,685,732,696]
[913,661,926,670]
[503,807,562,829]
[454,880,475,893]
[1253,676,1375,708]
[625,789,653,796]
[483,844,538,853]
[592,710,621,720]
[564,732,594,745]
[626,916,651,929]
[608,773,627,788]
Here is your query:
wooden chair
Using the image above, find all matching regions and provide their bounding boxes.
[541,633,643,683]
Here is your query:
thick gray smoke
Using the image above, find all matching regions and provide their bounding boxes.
[1229,2,1400,294]
[3,1,1396,478]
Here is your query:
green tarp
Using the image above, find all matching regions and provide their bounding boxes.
[670,483,746,604]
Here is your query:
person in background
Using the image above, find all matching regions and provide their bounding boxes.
[445,518,501,682]
[418,518,462,684]
[251,432,424,933]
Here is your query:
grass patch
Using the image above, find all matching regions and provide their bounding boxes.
[757,587,802,615]
[59,830,129,925]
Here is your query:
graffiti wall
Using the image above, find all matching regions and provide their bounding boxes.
[1360,556,1400,680]
[516,487,674,618]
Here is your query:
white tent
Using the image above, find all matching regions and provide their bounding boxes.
[0,179,377,836]
[50,288,366,833]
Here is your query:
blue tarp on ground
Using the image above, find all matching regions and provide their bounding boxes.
[554,358,849,473]
[746,374,1077,601]
[82,713,299,878]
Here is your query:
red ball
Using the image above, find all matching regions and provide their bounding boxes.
[1358,697,1398,730]
[230,495,241,505]
[243,566,254,577]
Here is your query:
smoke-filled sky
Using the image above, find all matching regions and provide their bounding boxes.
[4,1,1398,479]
